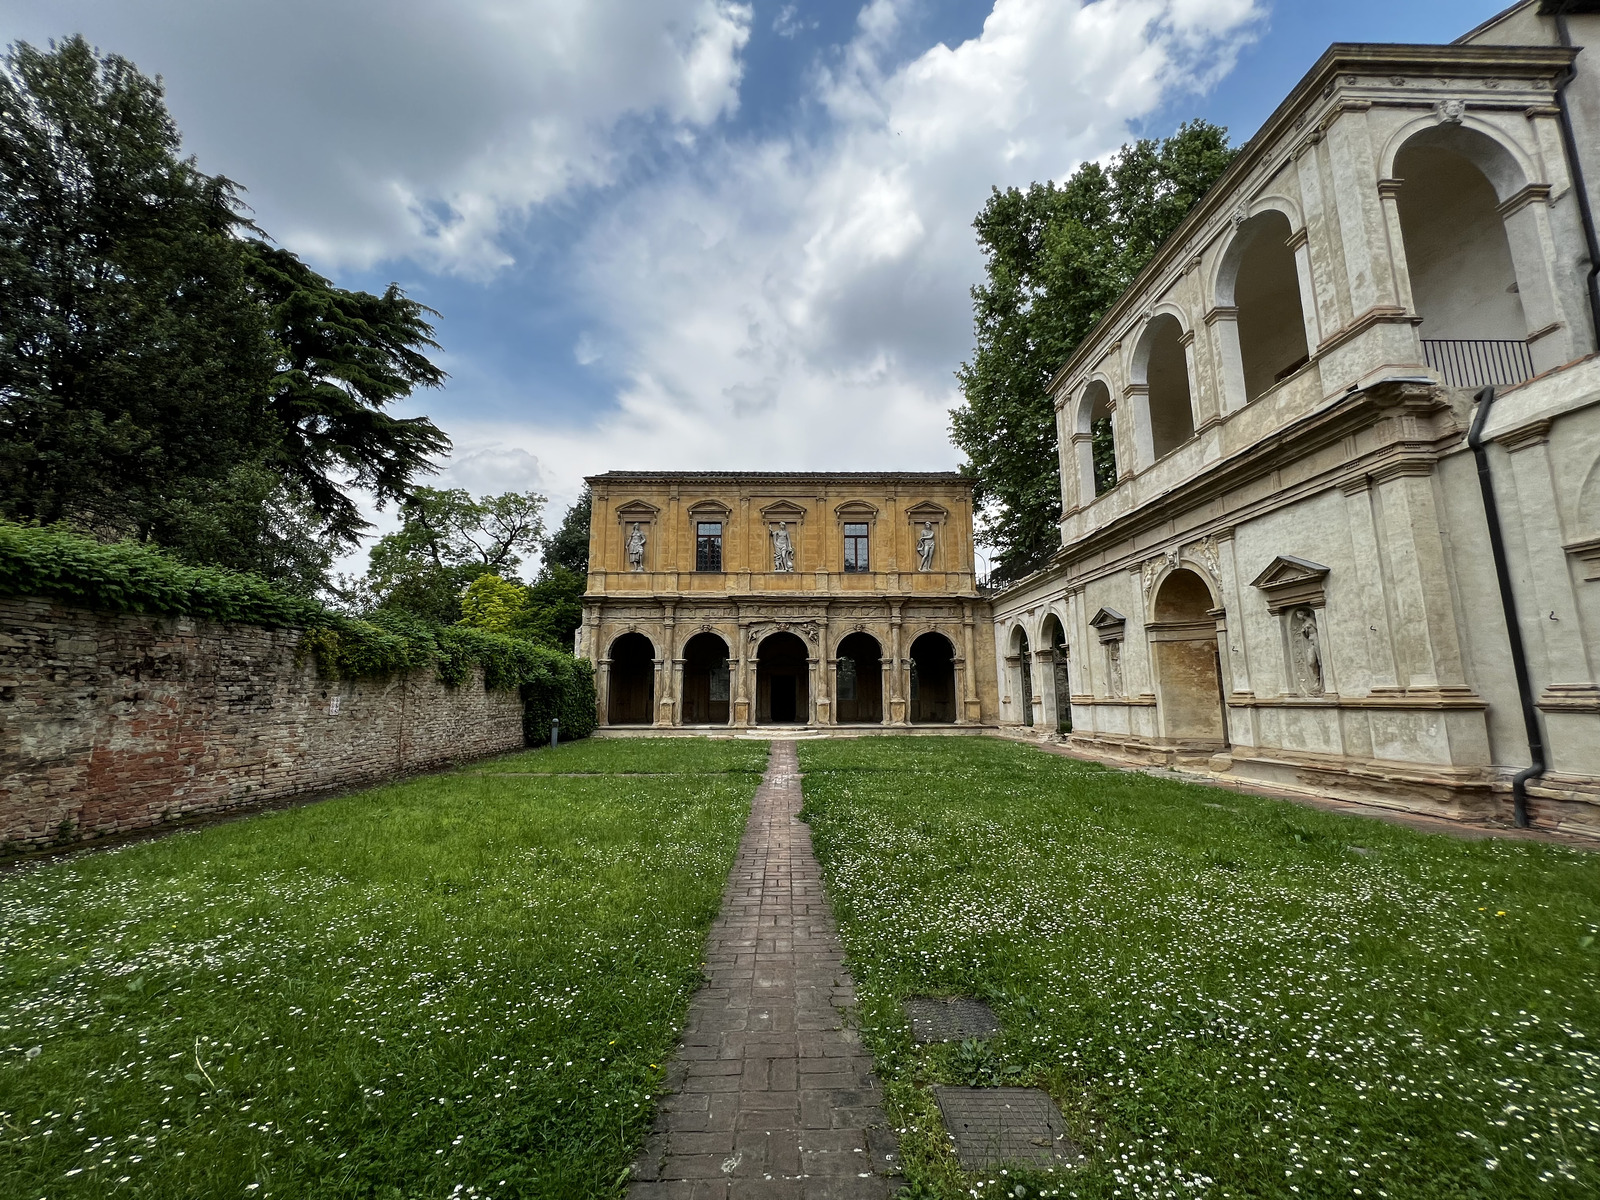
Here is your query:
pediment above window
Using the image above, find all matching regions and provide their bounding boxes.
[686,498,732,517]
[904,500,949,524]
[1249,555,1330,613]
[615,498,660,522]
[759,499,808,523]
[834,500,879,521]
[1089,606,1127,642]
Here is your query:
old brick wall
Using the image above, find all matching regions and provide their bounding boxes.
[0,597,526,851]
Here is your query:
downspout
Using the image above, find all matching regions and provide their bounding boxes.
[1553,2,1600,348]
[1467,386,1544,828]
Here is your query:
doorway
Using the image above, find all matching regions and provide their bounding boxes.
[608,632,655,725]
[1150,570,1227,744]
[680,632,731,725]
[756,632,810,724]
[909,632,956,724]
[834,632,883,724]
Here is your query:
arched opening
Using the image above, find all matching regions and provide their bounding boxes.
[1133,314,1195,460]
[680,632,731,725]
[1223,211,1310,401]
[1394,127,1532,385]
[1150,570,1227,745]
[909,632,956,724]
[834,632,883,724]
[1041,613,1070,734]
[1079,381,1118,498]
[756,632,810,725]
[608,632,655,726]
[1011,626,1034,727]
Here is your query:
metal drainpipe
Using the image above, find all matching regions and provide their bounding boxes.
[1467,386,1544,828]
[1553,2,1600,348]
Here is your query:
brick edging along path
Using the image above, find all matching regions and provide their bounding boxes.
[629,740,903,1199]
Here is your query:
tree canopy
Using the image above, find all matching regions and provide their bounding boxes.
[0,36,448,591]
[951,121,1237,586]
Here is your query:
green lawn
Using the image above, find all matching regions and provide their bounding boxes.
[469,736,771,776]
[798,736,1600,1200]
[0,741,764,1199]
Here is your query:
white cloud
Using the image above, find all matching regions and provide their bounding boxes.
[2,0,753,277]
[480,0,1263,490]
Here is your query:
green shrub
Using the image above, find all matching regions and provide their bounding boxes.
[0,522,596,741]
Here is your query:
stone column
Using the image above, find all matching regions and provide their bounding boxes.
[596,658,612,726]
[816,617,833,724]
[658,602,678,726]
[1204,306,1246,414]
[888,600,907,725]
[807,654,820,726]
[1371,461,1465,690]
[1033,647,1057,729]
[962,602,981,724]
[1340,476,1399,691]
[733,619,752,728]
[1496,421,1600,731]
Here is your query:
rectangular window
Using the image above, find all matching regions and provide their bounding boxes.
[843,523,869,572]
[696,522,723,572]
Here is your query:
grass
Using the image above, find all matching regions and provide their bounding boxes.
[468,737,771,776]
[0,740,765,1199]
[797,736,1600,1200]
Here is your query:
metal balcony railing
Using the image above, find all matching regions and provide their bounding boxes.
[1421,338,1535,388]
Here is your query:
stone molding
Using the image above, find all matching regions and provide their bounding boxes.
[1249,555,1330,614]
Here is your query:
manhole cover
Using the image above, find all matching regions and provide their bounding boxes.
[934,1086,1078,1171]
[905,996,1000,1044]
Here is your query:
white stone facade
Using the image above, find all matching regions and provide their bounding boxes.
[990,2,1600,834]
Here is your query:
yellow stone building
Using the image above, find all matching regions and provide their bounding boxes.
[580,471,998,729]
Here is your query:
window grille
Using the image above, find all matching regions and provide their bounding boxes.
[696,522,723,572]
[843,523,870,572]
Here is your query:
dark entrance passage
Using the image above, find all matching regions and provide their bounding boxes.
[1041,614,1071,733]
[909,632,956,724]
[834,632,883,724]
[681,632,731,725]
[608,632,655,725]
[757,632,810,725]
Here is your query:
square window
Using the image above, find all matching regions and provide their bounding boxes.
[696,522,723,572]
[843,523,869,572]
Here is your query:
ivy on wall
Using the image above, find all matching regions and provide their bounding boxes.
[0,523,595,741]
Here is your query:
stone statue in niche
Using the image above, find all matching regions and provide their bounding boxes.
[772,522,795,572]
[1289,607,1324,695]
[1106,640,1124,698]
[626,523,647,571]
[916,521,936,571]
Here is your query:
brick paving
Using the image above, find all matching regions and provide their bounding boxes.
[629,739,902,1199]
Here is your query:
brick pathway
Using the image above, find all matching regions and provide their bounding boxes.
[629,739,902,1199]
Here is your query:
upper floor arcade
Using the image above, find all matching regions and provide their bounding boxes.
[584,471,982,597]
[1051,5,1600,547]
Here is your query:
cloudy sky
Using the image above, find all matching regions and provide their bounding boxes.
[6,0,1508,569]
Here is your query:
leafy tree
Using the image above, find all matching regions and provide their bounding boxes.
[951,121,1236,585]
[357,486,546,624]
[0,36,448,590]
[458,573,528,634]
[542,486,592,575]
[508,565,585,650]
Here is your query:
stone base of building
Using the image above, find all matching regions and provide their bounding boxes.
[593,723,999,740]
[1004,728,1600,839]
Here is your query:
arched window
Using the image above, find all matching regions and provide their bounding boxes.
[1083,381,1117,496]
[1393,126,1533,385]
[1218,211,1311,402]
[1132,314,1195,460]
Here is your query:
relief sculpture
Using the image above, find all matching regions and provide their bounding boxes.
[1289,607,1324,695]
